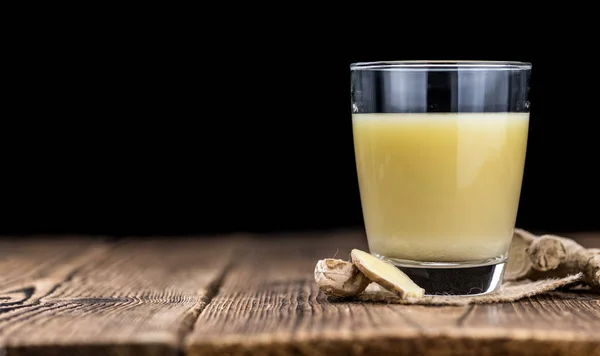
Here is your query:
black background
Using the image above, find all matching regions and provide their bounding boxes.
[2,50,599,237]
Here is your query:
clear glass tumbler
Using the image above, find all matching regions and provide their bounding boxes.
[350,60,531,296]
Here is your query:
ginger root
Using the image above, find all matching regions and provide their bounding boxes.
[314,250,425,299]
[507,228,600,290]
[314,258,371,297]
[350,249,425,298]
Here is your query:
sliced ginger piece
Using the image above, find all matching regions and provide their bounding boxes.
[350,249,425,299]
[314,258,371,297]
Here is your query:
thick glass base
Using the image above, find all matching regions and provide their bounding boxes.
[373,254,507,296]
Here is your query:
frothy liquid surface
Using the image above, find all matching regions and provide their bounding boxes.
[352,113,529,262]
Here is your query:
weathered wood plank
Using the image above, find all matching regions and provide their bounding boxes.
[0,236,239,356]
[0,237,109,308]
[1,231,598,355]
[186,231,600,356]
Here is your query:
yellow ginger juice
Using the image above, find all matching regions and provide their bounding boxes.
[352,112,529,262]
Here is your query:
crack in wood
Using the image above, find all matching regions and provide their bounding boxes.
[456,304,475,327]
[177,260,234,356]
[0,237,242,356]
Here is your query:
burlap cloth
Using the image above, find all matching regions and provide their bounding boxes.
[356,273,583,306]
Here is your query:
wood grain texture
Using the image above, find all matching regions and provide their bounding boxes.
[0,237,109,307]
[187,231,600,356]
[0,236,240,356]
[0,231,598,355]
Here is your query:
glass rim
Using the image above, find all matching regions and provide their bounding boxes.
[350,60,532,71]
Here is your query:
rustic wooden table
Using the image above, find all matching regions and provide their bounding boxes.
[0,230,598,356]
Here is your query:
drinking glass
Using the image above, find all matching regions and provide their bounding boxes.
[350,60,531,295]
